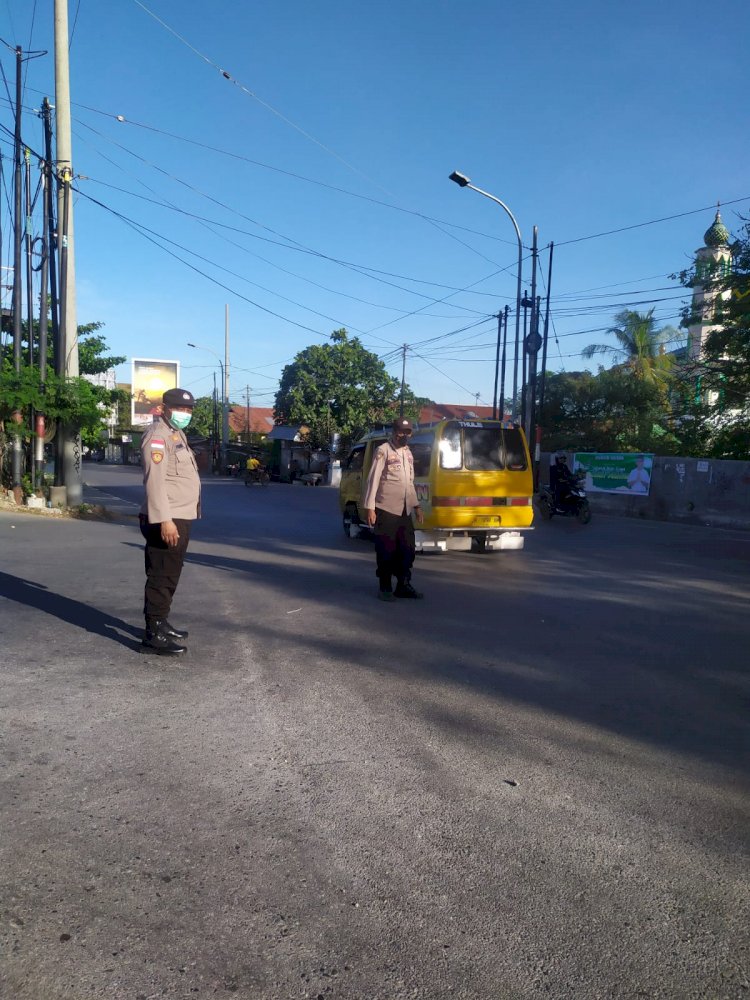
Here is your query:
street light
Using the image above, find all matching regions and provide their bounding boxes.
[449,171,523,421]
[187,341,227,472]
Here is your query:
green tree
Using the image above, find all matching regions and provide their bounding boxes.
[539,368,683,454]
[582,308,680,389]
[77,322,126,376]
[1,323,128,479]
[189,395,219,438]
[274,329,406,449]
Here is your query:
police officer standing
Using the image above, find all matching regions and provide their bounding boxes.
[363,416,425,601]
[139,388,201,656]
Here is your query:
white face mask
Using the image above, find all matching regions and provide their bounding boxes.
[169,411,192,431]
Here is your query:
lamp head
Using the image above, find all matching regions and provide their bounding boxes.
[187,342,196,347]
[449,170,470,187]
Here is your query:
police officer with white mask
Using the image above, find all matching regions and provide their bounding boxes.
[139,388,201,656]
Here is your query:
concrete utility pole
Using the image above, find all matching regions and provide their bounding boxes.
[223,304,230,469]
[54,0,81,505]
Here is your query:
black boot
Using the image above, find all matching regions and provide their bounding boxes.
[161,620,188,639]
[140,620,187,656]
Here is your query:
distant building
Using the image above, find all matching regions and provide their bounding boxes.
[228,406,275,441]
[417,403,502,423]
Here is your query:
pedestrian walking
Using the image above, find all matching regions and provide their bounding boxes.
[363,417,424,601]
[139,388,201,656]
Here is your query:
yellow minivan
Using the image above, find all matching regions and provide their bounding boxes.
[339,418,534,551]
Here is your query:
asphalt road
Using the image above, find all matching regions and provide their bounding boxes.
[1,465,748,1000]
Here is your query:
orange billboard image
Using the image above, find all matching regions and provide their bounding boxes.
[131,359,180,426]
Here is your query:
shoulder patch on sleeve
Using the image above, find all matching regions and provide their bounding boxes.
[150,439,165,449]
[151,451,164,464]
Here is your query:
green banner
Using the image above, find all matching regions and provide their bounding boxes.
[572,453,654,496]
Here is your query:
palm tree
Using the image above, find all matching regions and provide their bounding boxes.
[582,308,679,386]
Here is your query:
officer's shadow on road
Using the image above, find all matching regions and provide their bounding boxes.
[0,571,142,650]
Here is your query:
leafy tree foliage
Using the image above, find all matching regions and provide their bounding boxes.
[582,308,679,390]
[189,395,219,438]
[77,322,126,375]
[540,368,691,455]
[274,329,414,449]
[0,323,128,480]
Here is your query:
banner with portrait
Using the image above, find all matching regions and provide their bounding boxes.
[572,453,654,496]
[131,359,180,427]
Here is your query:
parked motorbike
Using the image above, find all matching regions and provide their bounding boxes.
[537,474,591,524]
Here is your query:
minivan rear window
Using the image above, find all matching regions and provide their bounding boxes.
[438,421,527,471]
[464,427,504,471]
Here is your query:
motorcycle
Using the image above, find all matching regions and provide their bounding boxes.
[537,473,591,524]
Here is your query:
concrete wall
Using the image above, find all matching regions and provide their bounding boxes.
[540,454,750,531]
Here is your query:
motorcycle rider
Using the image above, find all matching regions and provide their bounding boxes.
[549,450,576,508]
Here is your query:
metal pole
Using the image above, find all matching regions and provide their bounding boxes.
[537,242,554,434]
[222,304,229,472]
[520,291,529,432]
[524,225,539,444]
[400,344,407,416]
[24,147,37,488]
[212,370,218,472]
[448,173,523,422]
[492,312,502,419]
[36,153,50,487]
[55,0,81,504]
[11,46,23,492]
[42,98,59,372]
[500,306,509,420]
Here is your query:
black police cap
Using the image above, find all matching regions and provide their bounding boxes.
[162,388,195,408]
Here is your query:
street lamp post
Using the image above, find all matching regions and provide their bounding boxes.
[187,342,226,472]
[449,171,523,422]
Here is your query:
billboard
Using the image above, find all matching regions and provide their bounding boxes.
[573,453,654,496]
[131,359,180,427]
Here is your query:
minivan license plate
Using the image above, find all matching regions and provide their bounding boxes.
[474,516,500,526]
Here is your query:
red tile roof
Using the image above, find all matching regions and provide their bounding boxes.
[228,406,276,435]
[418,403,506,423]
[230,403,508,437]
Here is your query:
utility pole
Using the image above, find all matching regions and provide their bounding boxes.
[0,151,4,373]
[535,242,555,489]
[500,305,509,420]
[524,225,540,445]
[400,344,407,416]
[35,139,51,489]
[11,45,23,495]
[222,303,230,471]
[212,371,218,471]
[24,146,36,487]
[42,98,59,377]
[520,289,529,431]
[245,385,250,441]
[54,0,81,504]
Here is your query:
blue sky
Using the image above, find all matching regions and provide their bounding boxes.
[1,0,748,409]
